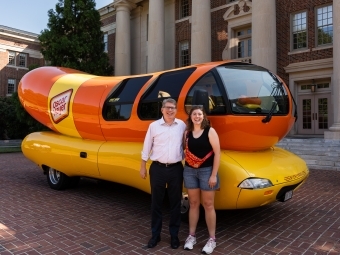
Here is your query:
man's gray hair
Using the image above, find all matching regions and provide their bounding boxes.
[162,98,177,107]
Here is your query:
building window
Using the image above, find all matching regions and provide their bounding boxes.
[7,79,16,95]
[179,40,189,67]
[103,33,108,52]
[19,53,27,67]
[180,0,189,19]
[292,11,307,50]
[236,28,251,62]
[317,5,333,46]
[8,51,16,65]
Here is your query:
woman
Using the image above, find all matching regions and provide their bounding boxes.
[183,105,220,254]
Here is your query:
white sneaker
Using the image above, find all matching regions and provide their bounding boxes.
[202,238,216,254]
[184,235,196,250]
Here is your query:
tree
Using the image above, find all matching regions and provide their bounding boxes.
[11,92,49,137]
[39,0,113,76]
[0,64,49,139]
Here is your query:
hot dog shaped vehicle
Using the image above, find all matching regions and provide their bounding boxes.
[18,61,308,211]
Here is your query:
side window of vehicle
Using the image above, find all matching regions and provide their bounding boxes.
[139,67,196,119]
[185,72,226,115]
[103,76,152,121]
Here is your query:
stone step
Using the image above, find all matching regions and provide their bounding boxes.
[277,137,340,171]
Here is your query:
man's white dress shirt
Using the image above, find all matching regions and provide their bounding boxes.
[141,117,186,164]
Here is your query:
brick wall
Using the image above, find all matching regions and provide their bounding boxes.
[175,20,191,68]
[101,15,115,26]
[108,33,115,69]
[211,8,228,61]
[211,0,227,9]
[101,15,116,71]
[276,0,333,84]
[0,34,43,97]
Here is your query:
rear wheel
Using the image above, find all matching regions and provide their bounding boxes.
[181,193,190,221]
[47,167,70,190]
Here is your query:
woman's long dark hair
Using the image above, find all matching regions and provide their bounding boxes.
[186,105,210,131]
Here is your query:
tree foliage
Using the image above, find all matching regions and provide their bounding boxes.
[39,0,113,75]
[0,63,49,139]
[0,93,48,139]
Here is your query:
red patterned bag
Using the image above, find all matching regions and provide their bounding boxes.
[185,136,213,168]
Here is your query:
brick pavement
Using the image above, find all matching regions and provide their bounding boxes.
[0,152,339,255]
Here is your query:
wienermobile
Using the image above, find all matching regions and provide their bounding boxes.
[18,61,309,213]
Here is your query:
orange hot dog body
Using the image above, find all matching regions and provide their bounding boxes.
[18,62,295,151]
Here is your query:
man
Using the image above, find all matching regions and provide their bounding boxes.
[140,98,186,249]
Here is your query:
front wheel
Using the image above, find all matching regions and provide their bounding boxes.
[47,167,70,190]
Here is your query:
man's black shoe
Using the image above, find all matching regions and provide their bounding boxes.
[147,235,161,248]
[171,236,180,249]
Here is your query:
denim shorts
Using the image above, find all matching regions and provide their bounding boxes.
[183,165,220,191]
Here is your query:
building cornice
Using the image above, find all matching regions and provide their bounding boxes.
[0,44,43,58]
[0,25,40,43]
[284,58,333,73]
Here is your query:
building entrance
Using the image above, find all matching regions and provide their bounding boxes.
[297,93,331,135]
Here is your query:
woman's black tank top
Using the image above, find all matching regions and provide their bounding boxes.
[185,126,214,168]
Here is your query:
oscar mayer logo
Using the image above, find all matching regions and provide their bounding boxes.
[50,89,73,123]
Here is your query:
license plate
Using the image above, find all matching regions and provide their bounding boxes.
[284,190,293,201]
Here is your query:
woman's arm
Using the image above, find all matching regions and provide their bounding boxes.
[183,130,188,151]
[208,127,220,187]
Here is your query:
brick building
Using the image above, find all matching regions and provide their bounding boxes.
[99,0,339,138]
[0,25,44,97]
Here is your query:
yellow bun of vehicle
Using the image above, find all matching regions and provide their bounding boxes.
[22,131,308,210]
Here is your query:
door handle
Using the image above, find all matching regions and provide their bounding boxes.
[315,113,317,120]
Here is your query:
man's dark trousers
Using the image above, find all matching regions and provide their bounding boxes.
[149,161,183,238]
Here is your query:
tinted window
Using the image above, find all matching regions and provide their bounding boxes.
[216,64,289,115]
[103,76,152,121]
[139,67,196,119]
[185,72,226,115]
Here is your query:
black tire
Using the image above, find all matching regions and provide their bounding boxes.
[47,167,70,190]
[181,194,190,222]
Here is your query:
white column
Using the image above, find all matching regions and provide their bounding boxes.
[251,0,276,73]
[147,0,164,72]
[114,0,134,76]
[325,0,340,139]
[191,0,211,64]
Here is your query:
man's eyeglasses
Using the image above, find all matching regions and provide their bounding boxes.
[163,106,176,110]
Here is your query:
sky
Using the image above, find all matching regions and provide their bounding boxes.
[0,0,113,34]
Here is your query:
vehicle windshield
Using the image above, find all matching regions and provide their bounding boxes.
[216,64,289,115]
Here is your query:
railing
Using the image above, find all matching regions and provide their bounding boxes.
[0,140,22,152]
[237,57,252,63]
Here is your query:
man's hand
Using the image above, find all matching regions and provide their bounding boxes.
[140,160,147,179]
[140,167,147,179]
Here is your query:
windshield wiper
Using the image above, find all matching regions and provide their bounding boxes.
[262,101,278,123]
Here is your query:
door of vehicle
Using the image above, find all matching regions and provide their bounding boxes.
[297,93,331,135]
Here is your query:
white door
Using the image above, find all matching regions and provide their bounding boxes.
[297,93,331,135]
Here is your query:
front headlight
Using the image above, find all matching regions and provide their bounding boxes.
[238,178,273,189]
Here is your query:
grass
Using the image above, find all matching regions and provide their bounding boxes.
[0,147,22,153]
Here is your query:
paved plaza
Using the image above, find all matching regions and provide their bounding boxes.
[0,152,339,254]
